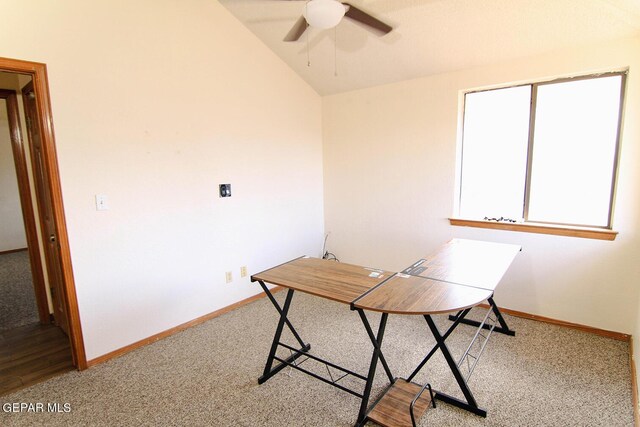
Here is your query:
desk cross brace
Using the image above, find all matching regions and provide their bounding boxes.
[258,283,373,401]
[258,286,310,385]
[449,296,515,336]
[356,308,489,425]
[354,309,391,427]
[407,308,472,383]
[424,314,487,417]
[399,309,487,417]
[275,342,367,398]
[457,307,498,383]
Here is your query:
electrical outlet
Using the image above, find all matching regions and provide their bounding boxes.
[225,271,233,283]
[240,266,247,278]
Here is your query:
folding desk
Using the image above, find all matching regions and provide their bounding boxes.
[251,239,521,427]
[401,239,521,336]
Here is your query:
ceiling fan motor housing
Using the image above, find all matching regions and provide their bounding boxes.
[303,0,346,29]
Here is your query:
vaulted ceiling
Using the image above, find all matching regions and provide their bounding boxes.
[219,0,640,95]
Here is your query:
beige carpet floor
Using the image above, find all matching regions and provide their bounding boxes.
[0,291,634,426]
[0,251,39,331]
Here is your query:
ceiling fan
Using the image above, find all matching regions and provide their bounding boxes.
[278,0,393,42]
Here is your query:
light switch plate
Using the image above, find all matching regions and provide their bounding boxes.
[95,194,109,211]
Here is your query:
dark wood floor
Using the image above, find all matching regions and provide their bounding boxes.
[0,323,74,396]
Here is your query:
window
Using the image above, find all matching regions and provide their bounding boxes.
[458,72,625,230]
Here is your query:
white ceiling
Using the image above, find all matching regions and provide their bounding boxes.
[218,0,640,95]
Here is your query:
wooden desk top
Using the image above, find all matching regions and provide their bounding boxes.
[253,239,519,314]
[403,239,521,291]
[352,274,492,315]
[251,257,393,305]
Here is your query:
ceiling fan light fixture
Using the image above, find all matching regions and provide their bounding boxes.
[303,0,346,30]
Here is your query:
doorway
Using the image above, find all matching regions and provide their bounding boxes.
[0,57,86,395]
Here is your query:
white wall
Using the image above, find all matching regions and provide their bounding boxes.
[0,98,27,252]
[323,37,640,335]
[0,0,324,360]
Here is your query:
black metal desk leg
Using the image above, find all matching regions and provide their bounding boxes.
[258,281,308,349]
[355,311,390,427]
[448,296,515,336]
[487,296,514,336]
[407,308,471,383]
[259,288,310,384]
[424,315,487,417]
[356,309,394,383]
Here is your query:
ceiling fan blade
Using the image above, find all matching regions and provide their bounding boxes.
[283,15,308,41]
[342,3,392,36]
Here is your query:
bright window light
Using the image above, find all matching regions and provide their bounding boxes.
[458,73,624,229]
[527,76,622,227]
[459,86,531,220]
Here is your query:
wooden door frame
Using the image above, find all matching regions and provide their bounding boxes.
[0,88,50,325]
[22,80,70,335]
[0,57,87,370]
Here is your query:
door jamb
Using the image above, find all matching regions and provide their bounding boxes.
[0,56,87,370]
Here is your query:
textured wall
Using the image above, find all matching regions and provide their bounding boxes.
[0,0,324,360]
[323,37,640,334]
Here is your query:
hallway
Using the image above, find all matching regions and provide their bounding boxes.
[0,322,72,395]
[0,251,73,395]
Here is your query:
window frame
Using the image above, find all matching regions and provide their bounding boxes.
[457,71,627,232]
